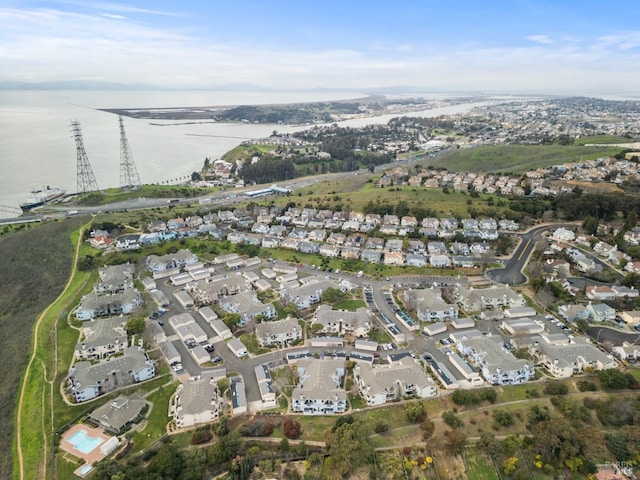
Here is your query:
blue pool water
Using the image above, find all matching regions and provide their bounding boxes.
[78,464,93,475]
[67,429,103,455]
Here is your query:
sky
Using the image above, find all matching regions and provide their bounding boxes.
[1,0,640,94]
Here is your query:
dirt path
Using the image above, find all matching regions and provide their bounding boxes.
[16,219,92,480]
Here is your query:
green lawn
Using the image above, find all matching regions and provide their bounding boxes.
[348,393,366,410]
[130,378,177,453]
[239,333,270,356]
[334,299,366,311]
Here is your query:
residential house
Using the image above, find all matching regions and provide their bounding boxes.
[340,246,361,259]
[558,304,590,323]
[529,338,617,378]
[291,358,346,415]
[219,292,276,325]
[88,394,148,435]
[353,357,436,406]
[319,244,341,258]
[299,241,321,255]
[450,242,470,256]
[230,376,247,414]
[454,285,525,313]
[430,255,451,268]
[255,365,277,407]
[457,336,534,385]
[612,285,639,298]
[406,253,428,267]
[360,249,382,264]
[172,375,223,428]
[593,241,617,258]
[74,316,128,361]
[255,317,302,347]
[403,288,458,322]
[313,305,370,337]
[587,302,616,323]
[365,237,385,250]
[384,251,405,266]
[385,238,404,252]
[552,227,576,242]
[146,249,199,275]
[68,346,155,402]
[427,241,447,255]
[586,285,616,301]
[280,279,340,310]
[407,239,426,253]
[76,289,142,321]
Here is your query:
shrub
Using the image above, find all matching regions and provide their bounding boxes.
[544,381,568,395]
[420,420,435,440]
[283,419,302,439]
[243,419,274,437]
[478,389,497,403]
[374,421,389,434]
[442,410,463,429]
[191,429,213,445]
[577,380,598,392]
[405,401,426,423]
[492,409,514,427]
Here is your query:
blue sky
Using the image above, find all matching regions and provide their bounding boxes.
[1,0,639,93]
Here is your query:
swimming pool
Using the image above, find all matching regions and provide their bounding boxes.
[67,429,104,455]
[77,464,93,476]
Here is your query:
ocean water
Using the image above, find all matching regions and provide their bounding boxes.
[0,89,488,217]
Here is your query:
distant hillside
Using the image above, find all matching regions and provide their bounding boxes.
[431,144,624,174]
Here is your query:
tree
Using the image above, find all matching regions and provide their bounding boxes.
[405,401,426,423]
[321,287,348,304]
[326,420,374,476]
[598,369,636,390]
[478,433,500,458]
[531,419,583,466]
[223,313,242,331]
[125,317,145,335]
[444,430,467,455]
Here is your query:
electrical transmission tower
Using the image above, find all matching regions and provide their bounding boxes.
[118,116,142,189]
[71,120,100,197]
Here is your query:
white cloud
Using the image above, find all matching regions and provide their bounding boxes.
[100,13,126,20]
[54,0,184,17]
[1,5,640,93]
[525,35,554,45]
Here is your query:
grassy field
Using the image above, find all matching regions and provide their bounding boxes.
[431,144,624,174]
[274,182,512,219]
[0,218,83,480]
[573,135,634,145]
[464,449,499,480]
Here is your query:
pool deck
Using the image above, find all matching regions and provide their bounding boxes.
[60,424,111,465]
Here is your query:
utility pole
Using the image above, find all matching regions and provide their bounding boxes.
[119,116,142,189]
[71,120,100,197]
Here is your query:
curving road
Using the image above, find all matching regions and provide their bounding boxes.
[486,223,578,286]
